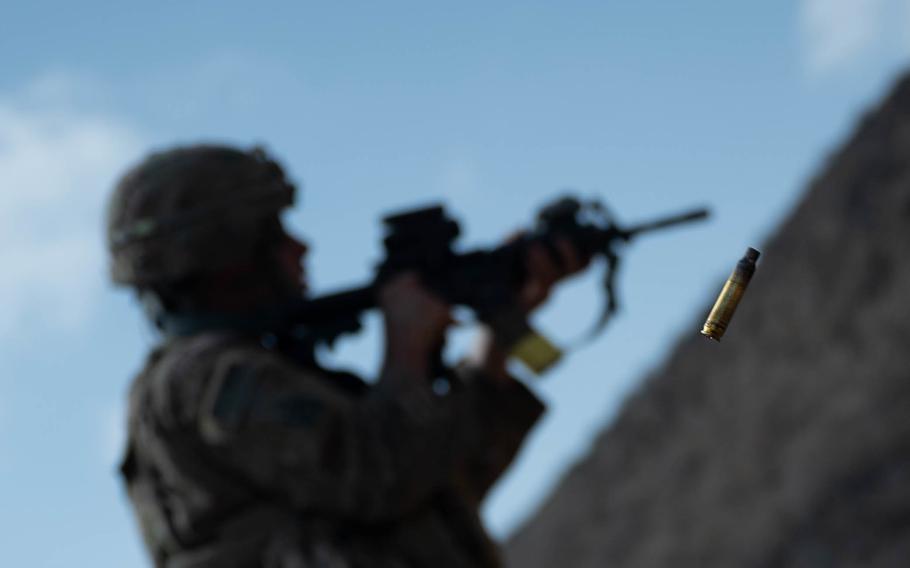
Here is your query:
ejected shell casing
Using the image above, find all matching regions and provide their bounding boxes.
[701,247,760,341]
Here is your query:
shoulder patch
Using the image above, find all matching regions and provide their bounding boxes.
[199,356,331,443]
[199,363,261,443]
[213,365,261,426]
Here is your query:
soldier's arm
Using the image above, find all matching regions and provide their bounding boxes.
[452,365,545,503]
[445,328,545,504]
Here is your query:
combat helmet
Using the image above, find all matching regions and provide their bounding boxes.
[107,144,295,287]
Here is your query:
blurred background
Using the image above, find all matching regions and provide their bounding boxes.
[2,2,909,566]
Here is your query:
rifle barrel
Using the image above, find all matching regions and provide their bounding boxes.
[623,208,709,237]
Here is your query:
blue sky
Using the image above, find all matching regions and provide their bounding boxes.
[2,2,909,566]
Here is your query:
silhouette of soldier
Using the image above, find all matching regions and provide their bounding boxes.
[108,144,584,567]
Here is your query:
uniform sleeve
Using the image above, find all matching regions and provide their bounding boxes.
[195,347,497,522]
[450,364,546,503]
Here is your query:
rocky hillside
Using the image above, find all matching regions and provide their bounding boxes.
[506,74,910,567]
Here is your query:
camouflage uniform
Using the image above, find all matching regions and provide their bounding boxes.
[121,332,543,567]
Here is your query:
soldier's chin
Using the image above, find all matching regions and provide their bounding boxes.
[296,275,309,297]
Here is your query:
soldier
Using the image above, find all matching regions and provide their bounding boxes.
[108,144,585,567]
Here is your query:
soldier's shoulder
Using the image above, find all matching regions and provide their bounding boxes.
[132,332,284,427]
[155,332,261,384]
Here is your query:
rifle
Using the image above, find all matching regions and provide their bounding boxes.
[284,195,709,375]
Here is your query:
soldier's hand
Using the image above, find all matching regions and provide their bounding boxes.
[519,237,589,313]
[379,272,454,381]
[466,236,587,385]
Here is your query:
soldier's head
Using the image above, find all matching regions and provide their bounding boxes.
[106,144,308,319]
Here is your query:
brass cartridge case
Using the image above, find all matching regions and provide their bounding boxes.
[701,247,760,341]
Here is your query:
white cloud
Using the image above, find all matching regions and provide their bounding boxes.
[0,75,143,336]
[800,0,910,75]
